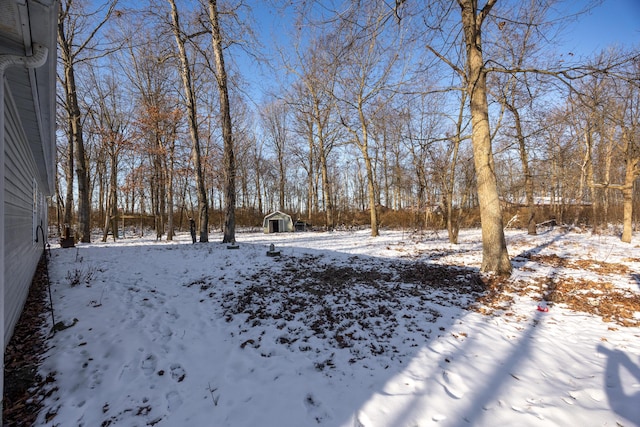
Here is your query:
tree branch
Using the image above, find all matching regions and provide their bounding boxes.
[425,44,465,78]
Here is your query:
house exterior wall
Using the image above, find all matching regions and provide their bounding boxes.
[1,0,58,412]
[0,66,5,418]
[3,82,47,347]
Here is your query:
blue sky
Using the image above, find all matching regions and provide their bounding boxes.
[239,0,640,104]
[563,0,640,56]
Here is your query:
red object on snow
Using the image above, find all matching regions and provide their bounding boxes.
[537,304,549,312]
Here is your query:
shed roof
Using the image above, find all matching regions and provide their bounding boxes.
[264,211,292,220]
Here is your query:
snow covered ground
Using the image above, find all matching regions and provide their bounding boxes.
[35,227,640,426]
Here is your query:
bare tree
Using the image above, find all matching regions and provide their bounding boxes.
[260,99,289,211]
[613,64,640,243]
[571,54,640,242]
[489,0,560,236]
[57,0,118,242]
[458,0,511,274]
[167,0,209,242]
[206,0,236,243]
[424,0,511,274]
[286,32,342,229]
[84,69,130,242]
[331,1,406,237]
[439,90,470,244]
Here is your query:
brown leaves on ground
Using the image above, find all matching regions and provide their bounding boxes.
[545,278,640,327]
[476,254,640,327]
[217,254,485,364]
[3,254,55,426]
[523,253,630,275]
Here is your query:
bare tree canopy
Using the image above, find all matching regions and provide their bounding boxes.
[54,0,639,273]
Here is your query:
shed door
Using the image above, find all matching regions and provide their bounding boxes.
[269,219,280,233]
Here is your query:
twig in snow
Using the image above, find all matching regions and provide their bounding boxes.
[207,383,219,406]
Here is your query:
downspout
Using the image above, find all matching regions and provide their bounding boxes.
[0,43,49,72]
[0,41,49,414]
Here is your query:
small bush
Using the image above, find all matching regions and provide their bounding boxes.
[66,266,96,287]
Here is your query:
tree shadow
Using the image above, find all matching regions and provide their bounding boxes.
[43,232,489,426]
[597,345,640,426]
[384,228,631,426]
[511,227,570,259]
[40,229,624,426]
[510,228,572,306]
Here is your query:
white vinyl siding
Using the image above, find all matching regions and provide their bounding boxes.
[3,85,44,346]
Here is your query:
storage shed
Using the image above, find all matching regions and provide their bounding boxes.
[263,211,294,233]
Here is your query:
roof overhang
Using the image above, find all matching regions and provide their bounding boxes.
[1,0,58,194]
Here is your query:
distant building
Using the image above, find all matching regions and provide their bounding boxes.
[1,0,58,410]
[294,220,311,232]
[263,211,294,233]
[501,195,592,208]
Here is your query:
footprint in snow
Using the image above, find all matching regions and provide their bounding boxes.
[165,306,180,320]
[141,354,158,376]
[166,390,183,412]
[89,364,105,389]
[125,309,145,327]
[442,370,468,399]
[511,404,545,420]
[170,363,186,382]
[304,393,331,423]
[568,388,605,402]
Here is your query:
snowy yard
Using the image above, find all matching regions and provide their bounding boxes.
[33,228,640,426]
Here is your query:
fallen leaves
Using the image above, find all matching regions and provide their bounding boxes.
[3,254,54,425]
[475,254,640,327]
[216,254,484,365]
[518,253,630,275]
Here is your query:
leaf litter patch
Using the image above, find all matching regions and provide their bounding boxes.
[197,254,485,369]
[476,256,640,327]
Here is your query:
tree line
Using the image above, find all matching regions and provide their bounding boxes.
[56,0,639,276]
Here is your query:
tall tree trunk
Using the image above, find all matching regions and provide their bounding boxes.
[508,105,536,235]
[208,0,236,243]
[166,140,176,240]
[73,96,91,243]
[319,145,334,229]
[254,145,263,215]
[97,162,105,226]
[357,105,378,236]
[278,154,286,211]
[444,90,467,244]
[459,0,511,275]
[307,126,314,221]
[159,153,166,238]
[621,182,634,244]
[102,154,118,242]
[445,136,462,244]
[574,130,590,226]
[621,126,638,243]
[382,136,390,208]
[63,122,74,226]
[59,26,91,242]
[168,0,209,242]
[364,153,378,236]
[583,128,599,232]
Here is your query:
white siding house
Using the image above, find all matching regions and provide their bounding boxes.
[1,0,58,411]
